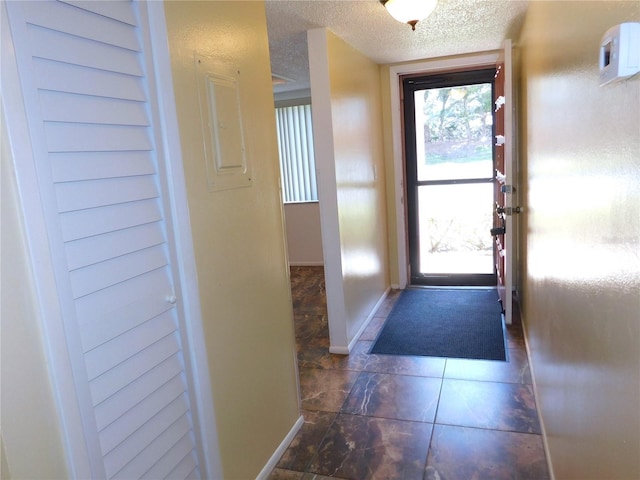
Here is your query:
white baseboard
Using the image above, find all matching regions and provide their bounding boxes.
[519,311,555,480]
[328,287,391,354]
[255,414,305,480]
[350,287,390,349]
[328,345,350,354]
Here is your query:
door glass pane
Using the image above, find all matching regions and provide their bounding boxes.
[414,84,493,182]
[418,183,494,274]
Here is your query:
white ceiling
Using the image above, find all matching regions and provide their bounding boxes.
[266,0,529,95]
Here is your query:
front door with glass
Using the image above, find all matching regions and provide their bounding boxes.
[403,69,497,286]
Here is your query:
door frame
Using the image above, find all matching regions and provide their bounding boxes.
[1,1,223,477]
[388,52,500,289]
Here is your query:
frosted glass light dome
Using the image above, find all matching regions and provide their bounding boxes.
[383,0,438,30]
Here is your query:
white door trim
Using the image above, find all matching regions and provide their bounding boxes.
[145,3,223,478]
[388,52,500,289]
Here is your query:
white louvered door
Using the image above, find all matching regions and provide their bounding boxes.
[5,1,202,478]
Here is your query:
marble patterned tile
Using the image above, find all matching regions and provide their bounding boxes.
[436,379,541,434]
[358,316,387,341]
[444,347,532,384]
[297,346,334,369]
[290,267,326,314]
[363,353,446,378]
[298,341,371,371]
[505,323,526,349]
[341,372,441,423]
[308,414,433,480]
[301,474,349,480]
[269,468,304,480]
[425,424,550,480]
[287,267,547,480]
[294,314,330,352]
[299,368,360,412]
[277,410,337,472]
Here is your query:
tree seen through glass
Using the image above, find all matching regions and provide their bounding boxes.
[415,83,494,274]
[415,83,493,181]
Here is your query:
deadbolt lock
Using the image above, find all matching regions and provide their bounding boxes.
[506,206,522,215]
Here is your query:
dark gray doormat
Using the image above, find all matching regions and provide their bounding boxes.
[370,288,507,361]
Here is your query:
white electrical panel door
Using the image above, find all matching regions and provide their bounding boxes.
[196,54,253,191]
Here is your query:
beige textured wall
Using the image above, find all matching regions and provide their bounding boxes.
[162,1,300,478]
[518,2,640,478]
[312,29,390,345]
[325,31,389,341]
[284,202,324,266]
[1,105,69,479]
[308,28,389,349]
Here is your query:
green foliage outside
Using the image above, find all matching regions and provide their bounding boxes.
[418,83,494,258]
[421,84,493,165]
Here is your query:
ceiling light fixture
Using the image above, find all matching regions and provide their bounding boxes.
[380,0,437,31]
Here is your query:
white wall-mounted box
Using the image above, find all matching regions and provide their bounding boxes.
[599,22,640,86]
[195,54,253,191]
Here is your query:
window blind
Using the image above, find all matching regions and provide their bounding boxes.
[275,104,318,203]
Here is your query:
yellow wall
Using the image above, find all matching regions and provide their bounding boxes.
[327,32,389,340]
[309,28,389,348]
[1,104,69,479]
[284,202,324,265]
[518,2,640,478]
[326,31,390,341]
[162,1,300,478]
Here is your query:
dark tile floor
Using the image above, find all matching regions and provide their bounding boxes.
[270,266,549,480]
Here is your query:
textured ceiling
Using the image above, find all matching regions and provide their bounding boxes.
[266,0,529,94]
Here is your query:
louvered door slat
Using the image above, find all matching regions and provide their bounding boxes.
[6,1,202,476]
[60,199,162,241]
[166,450,199,480]
[65,222,165,271]
[85,311,177,380]
[141,433,195,480]
[99,375,186,455]
[34,59,146,101]
[41,91,148,126]
[77,270,172,352]
[27,23,143,75]
[60,0,138,26]
[81,291,172,353]
[103,394,190,476]
[90,334,181,406]
[22,0,139,51]
[69,245,168,299]
[45,123,152,153]
[76,268,171,326]
[56,175,159,212]
[112,416,192,480]
[51,151,155,182]
[94,356,183,430]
